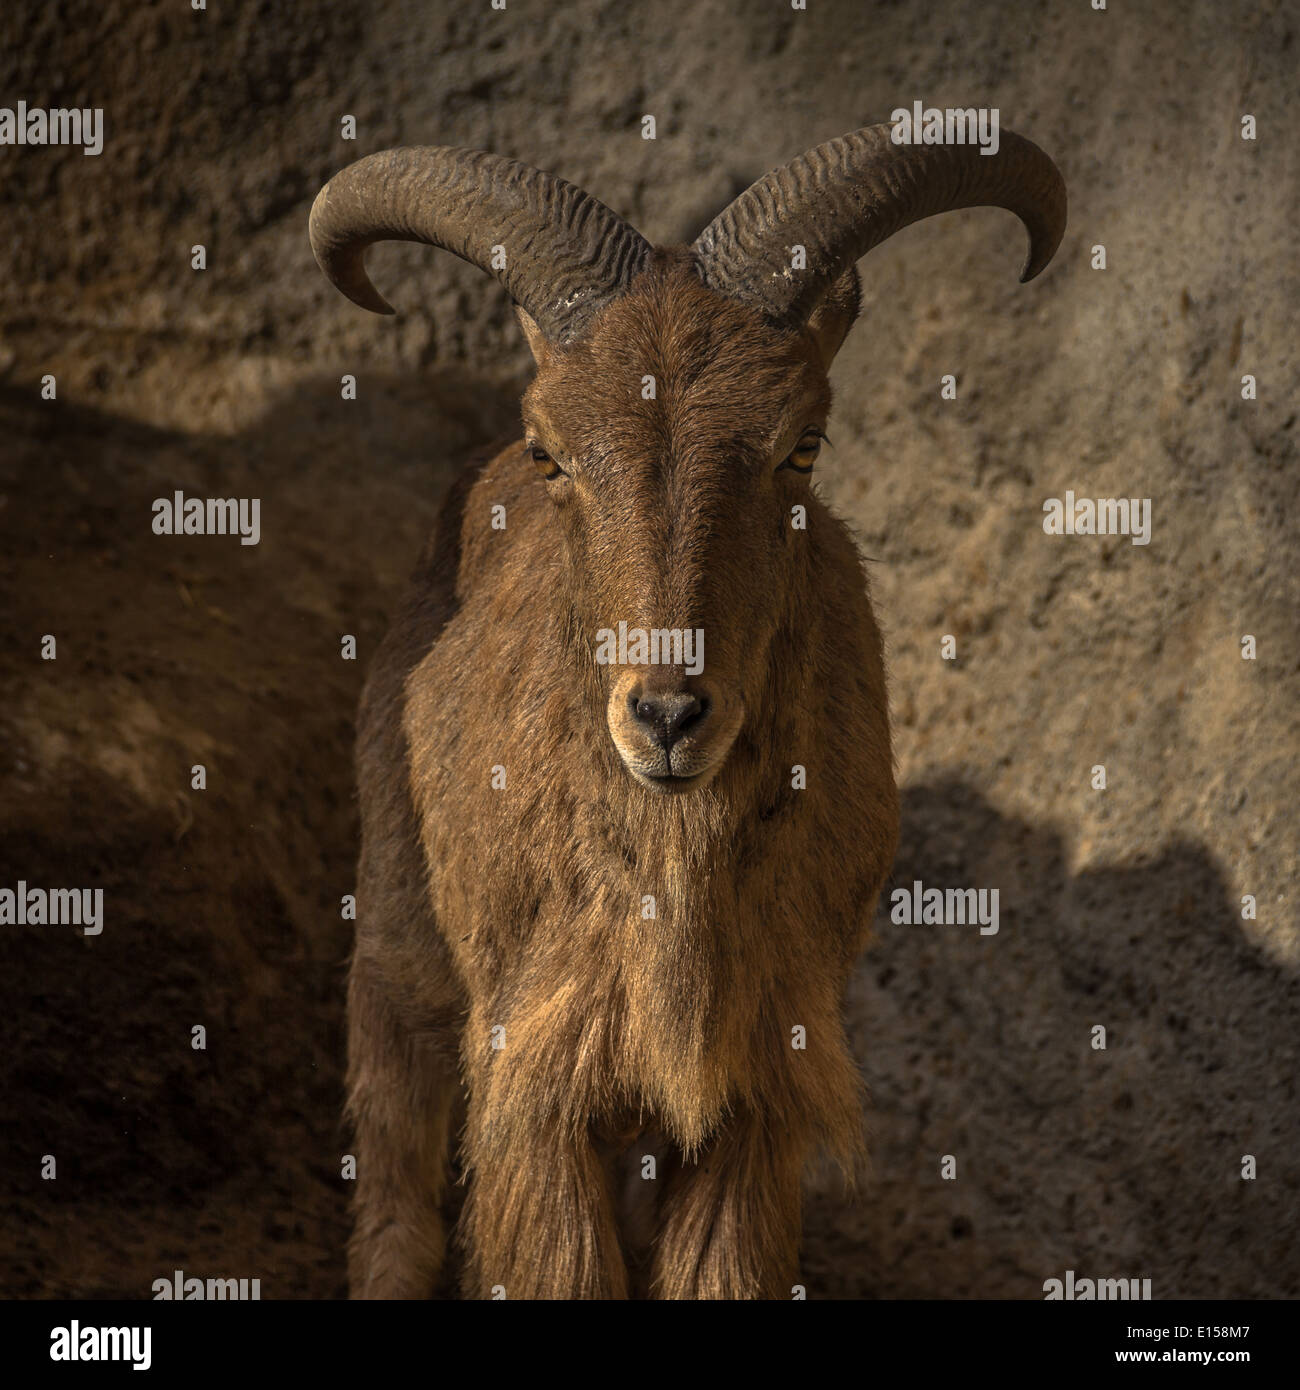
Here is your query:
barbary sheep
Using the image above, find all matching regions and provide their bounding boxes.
[309,123,1066,1299]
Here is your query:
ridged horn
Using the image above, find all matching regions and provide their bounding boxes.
[309,146,652,343]
[693,123,1067,325]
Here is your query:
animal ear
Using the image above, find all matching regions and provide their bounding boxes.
[515,305,552,367]
[803,267,862,369]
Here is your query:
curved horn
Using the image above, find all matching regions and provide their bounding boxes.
[309,146,652,343]
[693,123,1066,325]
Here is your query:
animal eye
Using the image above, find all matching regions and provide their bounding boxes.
[780,429,825,474]
[528,443,564,480]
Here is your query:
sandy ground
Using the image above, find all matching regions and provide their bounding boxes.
[1,0,1296,1297]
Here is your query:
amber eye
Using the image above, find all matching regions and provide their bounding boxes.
[528,444,563,480]
[780,430,824,474]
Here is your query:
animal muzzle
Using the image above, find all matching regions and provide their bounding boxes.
[607,670,743,791]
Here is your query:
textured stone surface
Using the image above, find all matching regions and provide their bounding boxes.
[1,0,1295,1298]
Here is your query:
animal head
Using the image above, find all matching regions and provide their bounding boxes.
[310,127,1065,793]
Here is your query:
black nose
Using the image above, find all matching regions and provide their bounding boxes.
[630,690,709,752]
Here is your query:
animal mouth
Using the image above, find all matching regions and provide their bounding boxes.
[642,769,704,791]
[632,756,724,793]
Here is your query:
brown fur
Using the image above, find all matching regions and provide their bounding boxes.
[347,248,899,1299]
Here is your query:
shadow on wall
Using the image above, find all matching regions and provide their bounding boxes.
[807,779,1299,1300]
[0,373,517,1299]
[0,383,1295,1298]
